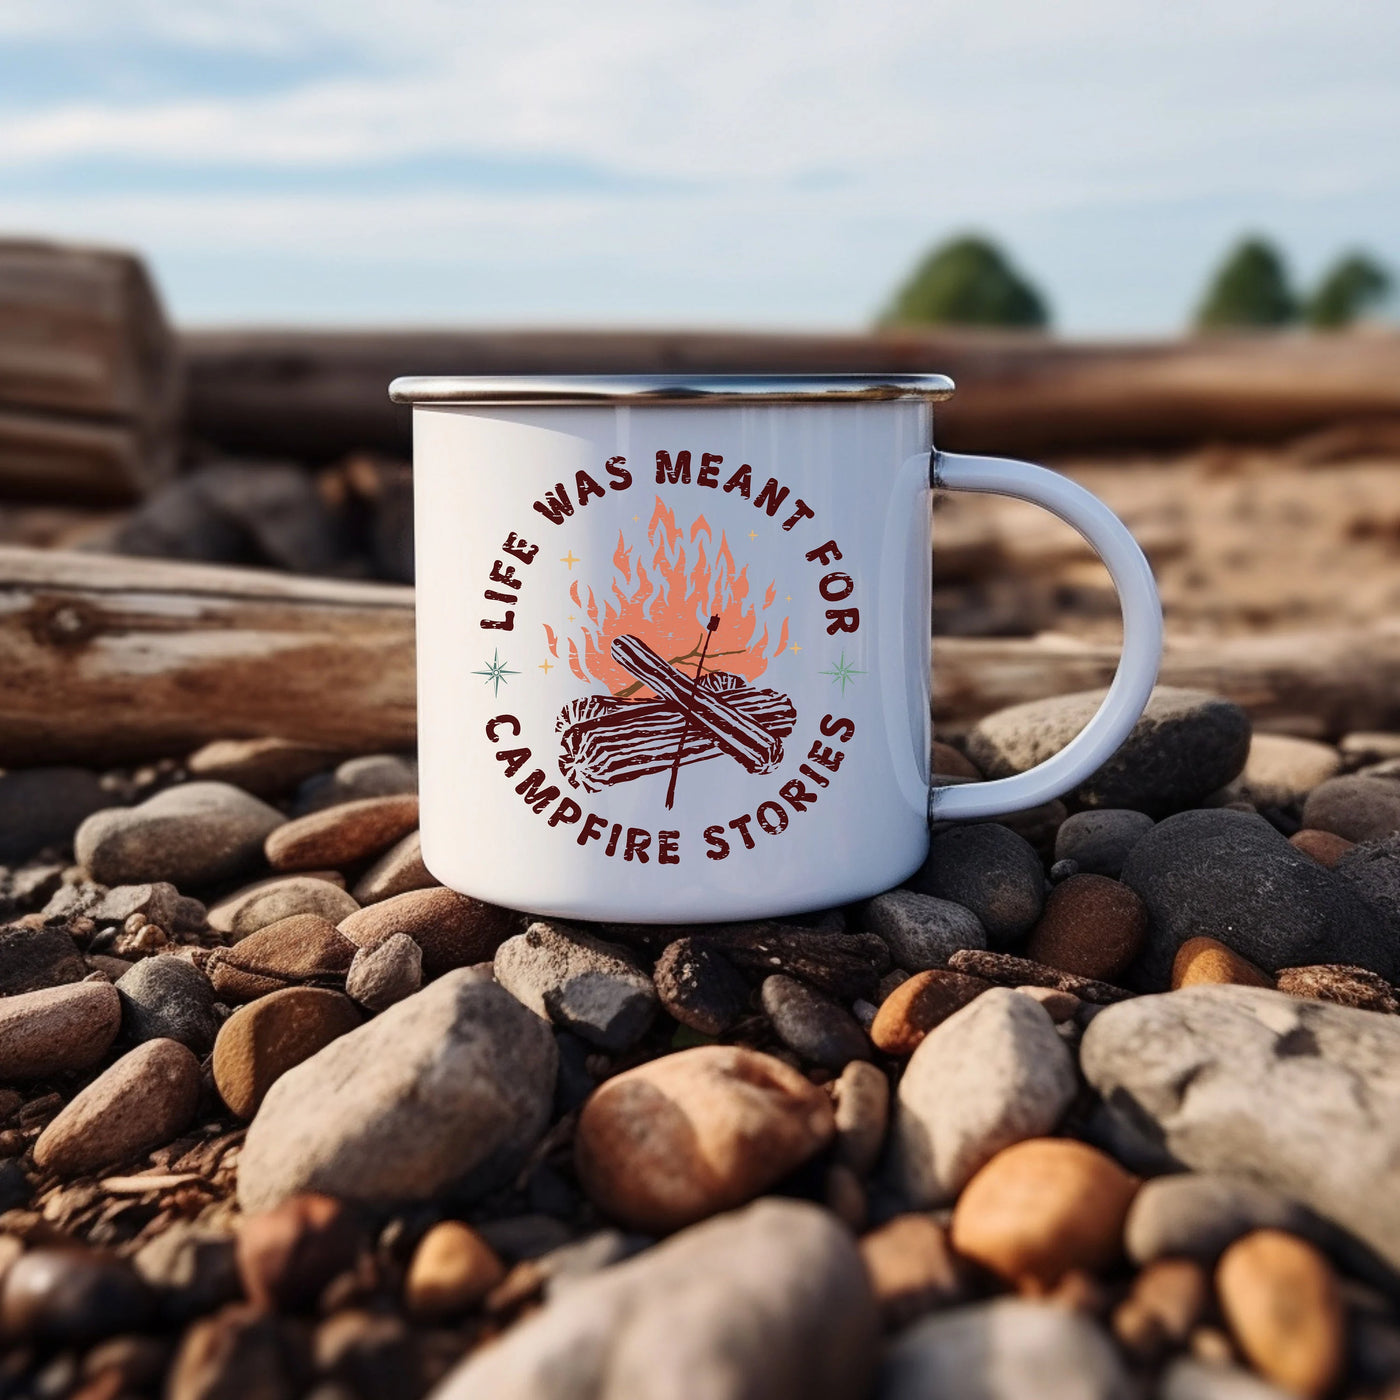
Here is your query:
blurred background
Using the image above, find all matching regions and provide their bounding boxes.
[2,0,1399,739]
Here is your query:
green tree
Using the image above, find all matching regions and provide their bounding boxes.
[1194,237,1297,330]
[878,235,1049,329]
[1304,253,1392,329]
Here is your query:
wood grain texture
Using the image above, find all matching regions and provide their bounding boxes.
[1,548,1397,766]
[182,326,1400,463]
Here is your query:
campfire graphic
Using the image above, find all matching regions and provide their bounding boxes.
[548,498,797,807]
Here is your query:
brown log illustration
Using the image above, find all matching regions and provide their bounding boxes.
[557,678,797,792]
[610,634,786,773]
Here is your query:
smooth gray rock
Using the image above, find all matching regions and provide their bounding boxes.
[887,987,1077,1207]
[1126,1172,1350,1266]
[1302,774,1400,843]
[296,753,418,813]
[428,1199,878,1400]
[879,1299,1131,1400]
[909,825,1044,945]
[1120,808,1395,983]
[1159,1359,1291,1400]
[0,768,108,863]
[237,969,556,1212]
[495,921,657,1052]
[115,955,218,1054]
[76,782,285,888]
[862,889,986,970]
[1081,985,1400,1270]
[0,924,86,995]
[1334,834,1400,939]
[91,883,206,932]
[345,931,422,1011]
[760,974,871,1070]
[967,686,1251,817]
[1053,809,1155,877]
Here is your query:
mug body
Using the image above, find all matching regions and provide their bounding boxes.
[404,378,945,922]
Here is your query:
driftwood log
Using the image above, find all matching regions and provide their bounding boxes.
[1,548,1398,766]
[0,240,181,502]
[182,326,1400,464]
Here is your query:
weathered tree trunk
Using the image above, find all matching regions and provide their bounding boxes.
[0,240,181,502]
[0,546,414,765]
[1,548,1398,767]
[181,326,1400,464]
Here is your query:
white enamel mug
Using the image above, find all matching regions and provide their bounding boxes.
[390,375,1162,923]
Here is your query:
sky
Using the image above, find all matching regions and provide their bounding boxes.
[1,0,1397,334]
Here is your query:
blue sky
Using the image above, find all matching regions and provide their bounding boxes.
[2,0,1397,333]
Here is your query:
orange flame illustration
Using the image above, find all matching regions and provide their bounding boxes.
[562,496,789,695]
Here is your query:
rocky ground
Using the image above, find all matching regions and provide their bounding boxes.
[1,692,1400,1399]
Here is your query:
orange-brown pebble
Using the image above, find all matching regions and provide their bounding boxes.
[869,970,990,1055]
[265,795,420,872]
[932,741,981,780]
[574,1045,834,1234]
[1172,938,1275,990]
[1216,1229,1345,1399]
[236,1194,362,1312]
[1288,829,1355,869]
[1111,1258,1211,1363]
[1025,874,1147,981]
[858,1213,968,1327]
[404,1220,506,1318]
[949,1137,1140,1291]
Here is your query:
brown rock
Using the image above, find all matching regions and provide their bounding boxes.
[207,875,359,940]
[1014,986,1081,1022]
[213,987,362,1119]
[166,1303,297,1400]
[870,969,990,1055]
[1276,963,1400,1013]
[338,887,516,979]
[186,737,343,799]
[950,1137,1140,1290]
[1288,828,1355,869]
[830,1059,890,1177]
[1171,937,1275,990]
[34,1039,201,1176]
[265,795,420,871]
[236,1193,363,1312]
[0,924,88,995]
[574,1045,835,1233]
[859,1214,968,1327]
[351,831,438,904]
[206,914,357,1002]
[0,981,121,1079]
[947,948,1133,1003]
[1216,1229,1345,1399]
[1025,874,1147,981]
[931,741,981,780]
[1111,1258,1210,1363]
[404,1220,505,1318]
[1302,775,1400,844]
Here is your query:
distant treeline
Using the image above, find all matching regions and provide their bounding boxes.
[879,234,1392,333]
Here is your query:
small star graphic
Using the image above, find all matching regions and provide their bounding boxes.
[784,594,791,601]
[747,530,758,541]
[819,651,865,694]
[538,658,554,675]
[473,649,520,696]
[560,550,580,570]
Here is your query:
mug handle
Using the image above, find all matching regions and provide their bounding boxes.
[930,450,1163,820]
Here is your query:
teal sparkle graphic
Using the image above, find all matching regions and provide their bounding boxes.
[819,651,866,694]
[473,649,520,696]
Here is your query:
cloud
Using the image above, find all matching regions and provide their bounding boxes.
[1,0,1397,328]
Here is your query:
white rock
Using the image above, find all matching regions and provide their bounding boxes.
[887,986,1077,1206]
